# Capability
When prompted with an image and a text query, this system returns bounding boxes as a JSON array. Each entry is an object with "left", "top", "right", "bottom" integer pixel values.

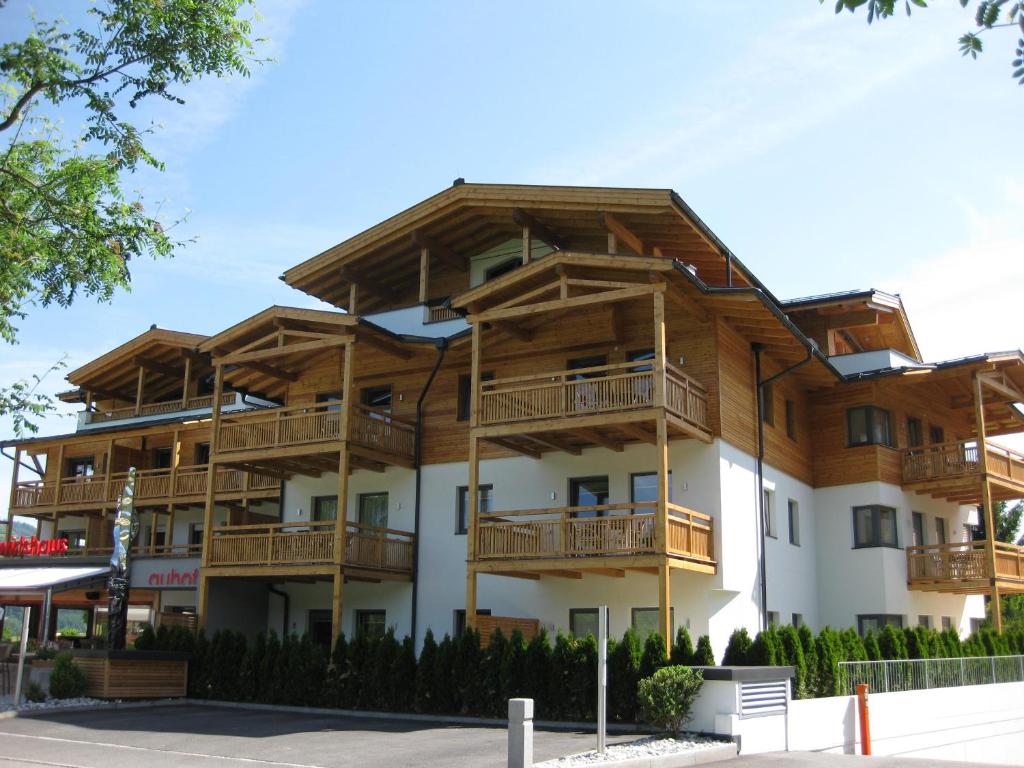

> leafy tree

[
  {"left": 826, "top": 0, "right": 1024, "bottom": 86},
  {"left": 0, "top": 0, "right": 264, "bottom": 431}
]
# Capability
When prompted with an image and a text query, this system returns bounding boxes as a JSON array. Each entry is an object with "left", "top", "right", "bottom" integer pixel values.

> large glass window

[
  {"left": 935, "top": 516, "right": 947, "bottom": 545},
  {"left": 66, "top": 457, "right": 95, "bottom": 478},
  {"left": 857, "top": 614, "right": 903, "bottom": 636},
  {"left": 907, "top": 417, "right": 923, "bottom": 448},
  {"left": 57, "top": 529, "right": 87, "bottom": 549},
  {"left": 485, "top": 258, "right": 520, "bottom": 282},
  {"left": 354, "top": 609, "right": 386, "bottom": 640},
  {"left": 630, "top": 472, "right": 672, "bottom": 508},
  {"left": 912, "top": 512, "right": 925, "bottom": 546},
  {"left": 194, "top": 442, "right": 210, "bottom": 465},
  {"left": 847, "top": 406, "right": 894, "bottom": 448},
  {"left": 853, "top": 505, "right": 899, "bottom": 548},
  {"left": 570, "top": 476, "right": 609, "bottom": 518},
  {"left": 55, "top": 608, "right": 91, "bottom": 639},
  {"left": 456, "top": 484, "right": 493, "bottom": 535},
  {"left": 358, "top": 492, "right": 388, "bottom": 530},
  {"left": 631, "top": 607, "right": 674, "bottom": 639},
  {"left": 312, "top": 495, "right": 338, "bottom": 522},
  {"left": 763, "top": 489, "right": 777, "bottom": 538},
  {"left": 153, "top": 448, "right": 173, "bottom": 469},
  {"left": 360, "top": 385, "right": 392, "bottom": 411},
  {"left": 570, "top": 609, "right": 599, "bottom": 639}
]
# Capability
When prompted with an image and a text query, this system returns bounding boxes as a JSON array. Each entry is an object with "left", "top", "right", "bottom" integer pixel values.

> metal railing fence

[{"left": 839, "top": 655, "right": 1024, "bottom": 695}]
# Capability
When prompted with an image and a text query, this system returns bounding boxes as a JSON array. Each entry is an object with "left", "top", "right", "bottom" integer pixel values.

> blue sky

[{"left": 2, "top": 1, "right": 1023, "bottom": 510}]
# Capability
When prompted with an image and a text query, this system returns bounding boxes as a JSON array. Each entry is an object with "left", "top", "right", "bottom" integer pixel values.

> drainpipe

[
  {"left": 411, "top": 338, "right": 448, "bottom": 644},
  {"left": 752, "top": 342, "right": 815, "bottom": 631},
  {"left": 267, "top": 584, "right": 289, "bottom": 638}
]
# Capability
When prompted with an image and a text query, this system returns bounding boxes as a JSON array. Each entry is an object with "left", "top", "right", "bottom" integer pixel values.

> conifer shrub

[
  {"left": 189, "top": 630, "right": 211, "bottom": 698},
  {"left": 750, "top": 626, "right": 783, "bottom": 666},
  {"left": 454, "top": 628, "right": 484, "bottom": 715},
  {"left": 434, "top": 633, "right": 458, "bottom": 714},
  {"left": 839, "top": 628, "right": 867, "bottom": 662},
  {"left": 502, "top": 629, "right": 529, "bottom": 703},
  {"left": 813, "top": 628, "right": 844, "bottom": 698},
  {"left": 326, "top": 632, "right": 349, "bottom": 709},
  {"left": 240, "top": 631, "right": 266, "bottom": 702},
  {"left": 877, "top": 624, "right": 908, "bottom": 660},
  {"left": 257, "top": 631, "right": 281, "bottom": 704},
  {"left": 608, "top": 627, "right": 641, "bottom": 722},
  {"left": 693, "top": 634, "right": 715, "bottom": 666},
  {"left": 777, "top": 625, "right": 808, "bottom": 699},
  {"left": 49, "top": 652, "right": 88, "bottom": 699},
  {"left": 670, "top": 626, "right": 695, "bottom": 666},
  {"left": 639, "top": 631, "right": 668, "bottom": 681},
  {"left": 636, "top": 666, "right": 703, "bottom": 738},
  {"left": 134, "top": 624, "right": 156, "bottom": 650},
  {"left": 483, "top": 628, "right": 509, "bottom": 717},
  {"left": 572, "top": 633, "right": 598, "bottom": 721},
  {"left": 523, "top": 628, "right": 552, "bottom": 717},
  {"left": 722, "top": 628, "right": 753, "bottom": 665},
  {"left": 414, "top": 629, "right": 438, "bottom": 713},
  {"left": 863, "top": 630, "right": 882, "bottom": 661}
]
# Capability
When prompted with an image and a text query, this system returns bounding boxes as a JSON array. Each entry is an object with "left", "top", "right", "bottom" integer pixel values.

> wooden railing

[
  {"left": 903, "top": 439, "right": 1024, "bottom": 485},
  {"left": 11, "top": 465, "right": 279, "bottom": 511},
  {"left": 424, "top": 304, "right": 461, "bottom": 323},
  {"left": 476, "top": 502, "right": 715, "bottom": 564},
  {"left": 5, "top": 542, "right": 202, "bottom": 559},
  {"left": 907, "top": 540, "right": 1024, "bottom": 586},
  {"left": 350, "top": 405, "right": 416, "bottom": 463},
  {"left": 207, "top": 520, "right": 414, "bottom": 573},
  {"left": 217, "top": 400, "right": 343, "bottom": 453},
  {"left": 478, "top": 361, "right": 709, "bottom": 430},
  {"left": 87, "top": 393, "right": 238, "bottom": 424}
]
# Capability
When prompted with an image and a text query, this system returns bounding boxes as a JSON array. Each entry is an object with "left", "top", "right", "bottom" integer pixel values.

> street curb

[
  {"left": 0, "top": 698, "right": 183, "bottom": 720},
  {"left": 537, "top": 743, "right": 738, "bottom": 768}
]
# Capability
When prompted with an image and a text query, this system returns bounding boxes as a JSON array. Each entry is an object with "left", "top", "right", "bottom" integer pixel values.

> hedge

[{"left": 134, "top": 621, "right": 1024, "bottom": 716}]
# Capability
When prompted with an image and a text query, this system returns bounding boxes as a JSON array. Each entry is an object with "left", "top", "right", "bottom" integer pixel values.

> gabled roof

[{"left": 281, "top": 182, "right": 760, "bottom": 313}]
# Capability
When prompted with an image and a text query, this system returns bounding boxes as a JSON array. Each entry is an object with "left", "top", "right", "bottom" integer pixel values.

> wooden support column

[
  {"left": 466, "top": 322, "right": 482, "bottom": 631},
  {"left": 419, "top": 247, "right": 430, "bottom": 304},
  {"left": 134, "top": 365, "right": 146, "bottom": 416},
  {"left": 102, "top": 439, "right": 114, "bottom": 504},
  {"left": 607, "top": 232, "right": 618, "bottom": 255},
  {"left": 51, "top": 511, "right": 61, "bottom": 542},
  {"left": 166, "top": 504, "right": 176, "bottom": 554},
  {"left": 149, "top": 510, "right": 159, "bottom": 555},
  {"left": 658, "top": 562, "right": 671, "bottom": 654},
  {"left": 335, "top": 343, "right": 354, "bottom": 568},
  {"left": 54, "top": 444, "right": 65, "bottom": 505},
  {"left": 331, "top": 570, "right": 345, "bottom": 648},
  {"left": 348, "top": 283, "right": 359, "bottom": 315},
  {"left": 653, "top": 289, "right": 667, "bottom": 410},
  {"left": 521, "top": 226, "right": 532, "bottom": 265},
  {"left": 181, "top": 356, "right": 192, "bottom": 408},
  {"left": 200, "top": 364, "right": 225, "bottom": 572},
  {"left": 6, "top": 447, "right": 21, "bottom": 538},
  {"left": 974, "top": 373, "right": 1002, "bottom": 631},
  {"left": 171, "top": 429, "right": 181, "bottom": 499}
]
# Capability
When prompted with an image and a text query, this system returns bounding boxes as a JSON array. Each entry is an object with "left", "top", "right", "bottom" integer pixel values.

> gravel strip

[{"left": 535, "top": 734, "right": 729, "bottom": 767}]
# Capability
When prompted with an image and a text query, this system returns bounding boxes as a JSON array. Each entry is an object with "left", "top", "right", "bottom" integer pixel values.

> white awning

[{"left": 0, "top": 566, "right": 108, "bottom": 593}]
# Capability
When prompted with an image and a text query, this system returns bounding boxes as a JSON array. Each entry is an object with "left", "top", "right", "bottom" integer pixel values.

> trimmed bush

[
  {"left": 839, "top": 628, "right": 867, "bottom": 662},
  {"left": 637, "top": 666, "right": 703, "bottom": 737},
  {"left": 24, "top": 680, "right": 46, "bottom": 703},
  {"left": 750, "top": 626, "right": 783, "bottom": 666},
  {"left": 483, "top": 628, "right": 509, "bottom": 717},
  {"left": 878, "top": 625, "right": 908, "bottom": 660},
  {"left": 639, "top": 631, "right": 668, "bottom": 681},
  {"left": 777, "top": 625, "right": 808, "bottom": 699},
  {"left": 502, "top": 629, "right": 529, "bottom": 703},
  {"left": 434, "top": 633, "right": 458, "bottom": 714},
  {"left": 414, "top": 629, "right": 438, "bottom": 713},
  {"left": 722, "top": 628, "right": 753, "bottom": 665},
  {"left": 813, "top": 628, "right": 843, "bottom": 698},
  {"left": 608, "top": 628, "right": 641, "bottom": 722},
  {"left": 693, "top": 634, "right": 715, "bottom": 666},
  {"left": 49, "top": 652, "right": 88, "bottom": 699},
  {"left": 670, "top": 626, "right": 695, "bottom": 666},
  {"left": 863, "top": 630, "right": 882, "bottom": 661},
  {"left": 523, "top": 628, "right": 552, "bottom": 717},
  {"left": 454, "top": 628, "right": 484, "bottom": 715}
]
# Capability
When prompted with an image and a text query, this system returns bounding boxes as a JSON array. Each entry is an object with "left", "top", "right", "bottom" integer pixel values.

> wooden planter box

[{"left": 70, "top": 650, "right": 189, "bottom": 699}]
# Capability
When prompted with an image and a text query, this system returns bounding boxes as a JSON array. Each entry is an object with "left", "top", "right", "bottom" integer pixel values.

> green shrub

[
  {"left": 483, "top": 628, "right": 508, "bottom": 717},
  {"left": 722, "top": 628, "right": 752, "bottom": 665},
  {"left": 571, "top": 633, "right": 598, "bottom": 721},
  {"left": 24, "top": 680, "right": 46, "bottom": 703},
  {"left": 840, "top": 628, "right": 867, "bottom": 662},
  {"left": 256, "top": 631, "right": 280, "bottom": 704},
  {"left": 523, "top": 629, "right": 552, "bottom": 717},
  {"left": 813, "top": 628, "right": 843, "bottom": 698},
  {"left": 670, "top": 627, "right": 695, "bottom": 666},
  {"left": 414, "top": 629, "right": 438, "bottom": 713},
  {"left": 750, "top": 626, "right": 783, "bottom": 666},
  {"left": 134, "top": 624, "right": 156, "bottom": 650},
  {"left": 693, "top": 634, "right": 715, "bottom": 666},
  {"left": 608, "top": 628, "right": 641, "bottom": 722},
  {"left": 863, "top": 630, "right": 882, "bottom": 661},
  {"left": 878, "top": 625, "right": 908, "bottom": 660},
  {"left": 637, "top": 666, "right": 704, "bottom": 737},
  {"left": 49, "top": 652, "right": 88, "bottom": 699},
  {"left": 434, "top": 633, "right": 459, "bottom": 714},
  {"left": 639, "top": 632, "right": 668, "bottom": 680},
  {"left": 454, "top": 628, "right": 484, "bottom": 715},
  {"left": 501, "top": 629, "right": 528, "bottom": 703},
  {"left": 777, "top": 625, "right": 808, "bottom": 699}
]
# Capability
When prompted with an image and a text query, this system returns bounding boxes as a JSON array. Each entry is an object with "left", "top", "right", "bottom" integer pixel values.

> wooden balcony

[
  {"left": 214, "top": 400, "right": 415, "bottom": 469},
  {"left": 902, "top": 439, "right": 1024, "bottom": 503},
  {"left": 56, "top": 543, "right": 202, "bottom": 559},
  {"left": 10, "top": 465, "right": 279, "bottom": 513},
  {"left": 86, "top": 393, "right": 238, "bottom": 425},
  {"left": 205, "top": 520, "right": 414, "bottom": 579},
  {"left": 476, "top": 361, "right": 710, "bottom": 444},
  {"left": 474, "top": 501, "right": 715, "bottom": 577},
  {"left": 907, "top": 540, "right": 1024, "bottom": 594}
]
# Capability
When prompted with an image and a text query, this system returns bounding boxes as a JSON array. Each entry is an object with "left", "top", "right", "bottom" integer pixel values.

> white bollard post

[
  {"left": 508, "top": 697, "right": 534, "bottom": 768},
  {"left": 598, "top": 604, "right": 608, "bottom": 754}
]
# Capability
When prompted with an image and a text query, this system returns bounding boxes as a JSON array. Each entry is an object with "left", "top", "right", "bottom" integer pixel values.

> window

[
  {"left": 763, "top": 488, "right": 777, "bottom": 538},
  {"left": 627, "top": 349, "right": 655, "bottom": 372},
  {"left": 857, "top": 614, "right": 904, "bottom": 636},
  {"left": 567, "top": 355, "right": 607, "bottom": 379},
  {"left": 570, "top": 609, "right": 600, "bottom": 639},
  {"left": 570, "top": 476, "right": 609, "bottom": 518},
  {"left": 912, "top": 512, "right": 925, "bottom": 546},
  {"left": 791, "top": 613, "right": 804, "bottom": 628},
  {"left": 141, "top": 525, "right": 166, "bottom": 548},
  {"left": 632, "top": 607, "right": 673, "bottom": 638},
  {"left": 453, "top": 608, "right": 491, "bottom": 638},
  {"left": 969, "top": 617, "right": 983, "bottom": 634},
  {"left": 929, "top": 426, "right": 945, "bottom": 445},
  {"left": 456, "top": 372, "right": 494, "bottom": 422},
  {"left": 762, "top": 382, "right": 775, "bottom": 426},
  {"left": 785, "top": 399, "right": 796, "bottom": 440},
  {"left": 57, "top": 529, "right": 86, "bottom": 549},
  {"left": 852, "top": 505, "right": 899, "bottom": 548},
  {"left": 312, "top": 495, "right": 338, "bottom": 522},
  {"left": 767, "top": 611, "right": 780, "bottom": 626},
  {"left": 935, "top": 516, "right": 947, "bottom": 545},
  {"left": 847, "top": 406, "right": 894, "bottom": 448},
  {"left": 456, "top": 484, "right": 493, "bottom": 535},
  {"left": 918, "top": 615, "right": 932, "bottom": 629},
  {"left": 907, "top": 418, "right": 923, "bottom": 448},
  {"left": 195, "top": 443, "right": 210, "bottom": 465},
  {"left": 316, "top": 391, "right": 343, "bottom": 412},
  {"left": 630, "top": 472, "right": 672, "bottom": 508},
  {"left": 308, "top": 610, "right": 333, "bottom": 650},
  {"left": 188, "top": 522, "right": 204, "bottom": 547},
  {"left": 354, "top": 610, "right": 386, "bottom": 640},
  {"left": 942, "top": 616, "right": 953, "bottom": 631},
  {"left": 787, "top": 499, "right": 800, "bottom": 546},
  {"left": 358, "top": 493, "right": 388, "bottom": 530},
  {"left": 54, "top": 607, "right": 91, "bottom": 639},
  {"left": 361, "top": 385, "right": 392, "bottom": 411},
  {"left": 66, "top": 457, "right": 95, "bottom": 478},
  {"left": 485, "top": 258, "right": 520, "bottom": 282},
  {"left": 153, "top": 447, "right": 173, "bottom": 469}
]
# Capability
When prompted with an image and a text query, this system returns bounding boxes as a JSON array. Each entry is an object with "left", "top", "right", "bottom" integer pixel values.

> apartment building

[{"left": 3, "top": 183, "right": 1023, "bottom": 656}]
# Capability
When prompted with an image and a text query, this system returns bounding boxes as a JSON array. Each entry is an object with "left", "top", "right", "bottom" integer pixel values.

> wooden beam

[
  {"left": 221, "top": 336, "right": 351, "bottom": 366},
  {"left": 411, "top": 231, "right": 466, "bottom": 270},
  {"left": 488, "top": 437, "right": 542, "bottom": 460},
  {"left": 523, "top": 433, "right": 582, "bottom": 456},
  {"left": 511, "top": 208, "right": 567, "bottom": 250},
  {"left": 521, "top": 225, "right": 532, "bottom": 265},
  {"left": 339, "top": 267, "right": 399, "bottom": 305},
  {"left": 134, "top": 356, "right": 185, "bottom": 380},
  {"left": 419, "top": 246, "right": 430, "bottom": 304},
  {"left": 231, "top": 360, "right": 299, "bottom": 382},
  {"left": 574, "top": 428, "right": 624, "bottom": 452},
  {"left": 610, "top": 304, "right": 626, "bottom": 344},
  {"left": 355, "top": 330, "right": 413, "bottom": 360},
  {"left": 599, "top": 212, "right": 644, "bottom": 255},
  {"left": 588, "top": 567, "right": 626, "bottom": 578},
  {"left": 621, "top": 422, "right": 657, "bottom": 445},
  {"left": 488, "top": 320, "right": 533, "bottom": 343},
  {"left": 134, "top": 366, "right": 146, "bottom": 416},
  {"left": 979, "top": 372, "right": 1024, "bottom": 404},
  {"left": 544, "top": 569, "right": 583, "bottom": 580},
  {"left": 471, "top": 285, "right": 655, "bottom": 324}
]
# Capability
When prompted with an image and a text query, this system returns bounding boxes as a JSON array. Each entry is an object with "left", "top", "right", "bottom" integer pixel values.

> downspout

[
  {"left": 267, "top": 584, "right": 289, "bottom": 637},
  {"left": 411, "top": 338, "right": 448, "bottom": 644},
  {"left": 752, "top": 342, "right": 815, "bottom": 631}
]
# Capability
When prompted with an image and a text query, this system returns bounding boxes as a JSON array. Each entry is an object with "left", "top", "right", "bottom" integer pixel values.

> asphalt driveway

[{"left": 0, "top": 704, "right": 639, "bottom": 768}]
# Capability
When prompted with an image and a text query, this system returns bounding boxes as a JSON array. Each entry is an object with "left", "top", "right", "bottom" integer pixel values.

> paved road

[
  {"left": 731, "top": 753, "right": 1009, "bottom": 768},
  {"left": 0, "top": 704, "right": 639, "bottom": 768}
]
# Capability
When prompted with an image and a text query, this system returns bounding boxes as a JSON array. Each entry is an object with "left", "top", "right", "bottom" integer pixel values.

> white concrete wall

[
  {"left": 812, "top": 481, "right": 984, "bottom": 634},
  {"left": 787, "top": 682, "right": 1024, "bottom": 764}
]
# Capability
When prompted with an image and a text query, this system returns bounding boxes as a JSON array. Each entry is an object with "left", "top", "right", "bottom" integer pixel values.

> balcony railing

[
  {"left": 215, "top": 400, "right": 416, "bottom": 465},
  {"left": 478, "top": 361, "right": 708, "bottom": 430},
  {"left": 86, "top": 393, "right": 239, "bottom": 425},
  {"left": 475, "top": 501, "right": 714, "bottom": 564},
  {"left": 902, "top": 439, "right": 1024, "bottom": 486},
  {"left": 11, "top": 465, "right": 278, "bottom": 511},
  {"left": 907, "top": 540, "right": 1024, "bottom": 587},
  {"left": 207, "top": 520, "right": 414, "bottom": 573},
  {"left": 2, "top": 542, "right": 201, "bottom": 560}
]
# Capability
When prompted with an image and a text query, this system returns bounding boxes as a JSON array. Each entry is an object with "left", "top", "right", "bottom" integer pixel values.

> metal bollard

[{"left": 508, "top": 698, "right": 534, "bottom": 768}]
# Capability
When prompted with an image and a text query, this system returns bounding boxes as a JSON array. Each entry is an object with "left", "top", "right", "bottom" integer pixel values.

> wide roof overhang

[{"left": 0, "top": 565, "right": 108, "bottom": 593}]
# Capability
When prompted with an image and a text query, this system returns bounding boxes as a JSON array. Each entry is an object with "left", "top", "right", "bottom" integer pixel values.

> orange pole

[{"left": 856, "top": 683, "right": 872, "bottom": 756}]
